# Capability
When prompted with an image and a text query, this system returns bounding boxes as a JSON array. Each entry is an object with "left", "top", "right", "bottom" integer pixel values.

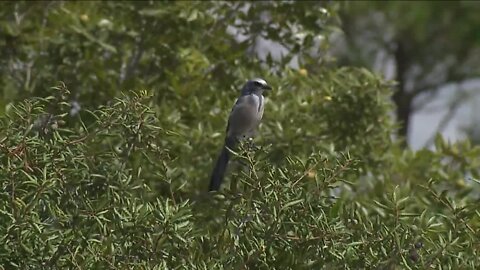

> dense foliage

[{"left": 1, "top": 2, "right": 479, "bottom": 269}]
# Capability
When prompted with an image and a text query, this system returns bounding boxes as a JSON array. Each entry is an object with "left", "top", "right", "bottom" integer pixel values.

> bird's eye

[{"left": 254, "top": 81, "right": 263, "bottom": 87}]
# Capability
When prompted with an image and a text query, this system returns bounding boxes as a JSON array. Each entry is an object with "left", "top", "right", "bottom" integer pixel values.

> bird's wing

[{"left": 226, "top": 95, "right": 262, "bottom": 139}]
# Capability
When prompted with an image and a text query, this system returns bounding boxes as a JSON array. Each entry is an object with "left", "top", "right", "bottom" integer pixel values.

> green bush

[{"left": 1, "top": 78, "right": 479, "bottom": 269}]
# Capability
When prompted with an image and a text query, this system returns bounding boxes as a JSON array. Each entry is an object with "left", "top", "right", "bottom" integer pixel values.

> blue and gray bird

[{"left": 209, "top": 78, "right": 272, "bottom": 191}]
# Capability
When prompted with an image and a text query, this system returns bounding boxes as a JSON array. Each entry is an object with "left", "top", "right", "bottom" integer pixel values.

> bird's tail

[{"left": 209, "top": 138, "right": 235, "bottom": 191}]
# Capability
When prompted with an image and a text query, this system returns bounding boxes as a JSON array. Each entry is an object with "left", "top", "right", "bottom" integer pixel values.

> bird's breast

[{"left": 246, "top": 94, "right": 264, "bottom": 120}]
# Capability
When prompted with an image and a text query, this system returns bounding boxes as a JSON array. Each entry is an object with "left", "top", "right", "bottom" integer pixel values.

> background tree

[
  {"left": 0, "top": 1, "right": 337, "bottom": 112},
  {"left": 337, "top": 1, "right": 480, "bottom": 146}
]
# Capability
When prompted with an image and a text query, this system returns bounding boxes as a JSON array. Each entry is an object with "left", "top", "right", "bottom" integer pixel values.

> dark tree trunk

[{"left": 392, "top": 40, "right": 412, "bottom": 147}]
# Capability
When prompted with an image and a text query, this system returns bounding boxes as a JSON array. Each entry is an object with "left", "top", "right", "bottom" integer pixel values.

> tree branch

[{"left": 423, "top": 85, "right": 471, "bottom": 148}]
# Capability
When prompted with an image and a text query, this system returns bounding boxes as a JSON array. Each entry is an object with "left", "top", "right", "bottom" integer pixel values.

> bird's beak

[{"left": 263, "top": 84, "right": 272, "bottom": 91}]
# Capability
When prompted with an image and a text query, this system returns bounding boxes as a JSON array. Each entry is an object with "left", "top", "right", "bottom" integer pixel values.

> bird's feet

[{"left": 246, "top": 137, "right": 260, "bottom": 151}]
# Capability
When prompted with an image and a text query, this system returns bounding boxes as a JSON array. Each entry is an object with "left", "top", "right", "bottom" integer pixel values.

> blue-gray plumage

[{"left": 209, "top": 78, "right": 272, "bottom": 191}]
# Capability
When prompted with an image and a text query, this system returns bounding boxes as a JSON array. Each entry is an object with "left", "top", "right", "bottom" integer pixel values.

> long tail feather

[{"left": 209, "top": 138, "right": 235, "bottom": 191}]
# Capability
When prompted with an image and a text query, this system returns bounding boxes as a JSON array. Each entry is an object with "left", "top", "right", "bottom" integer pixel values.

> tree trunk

[{"left": 392, "top": 40, "right": 412, "bottom": 147}]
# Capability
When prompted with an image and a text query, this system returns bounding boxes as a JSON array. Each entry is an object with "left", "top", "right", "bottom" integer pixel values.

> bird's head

[{"left": 241, "top": 78, "right": 272, "bottom": 95}]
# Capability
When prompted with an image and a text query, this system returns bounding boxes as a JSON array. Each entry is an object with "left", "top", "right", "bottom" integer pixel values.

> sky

[{"left": 410, "top": 79, "right": 480, "bottom": 150}]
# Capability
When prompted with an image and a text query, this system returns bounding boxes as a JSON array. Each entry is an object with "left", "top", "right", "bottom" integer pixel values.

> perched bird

[{"left": 209, "top": 78, "right": 272, "bottom": 191}]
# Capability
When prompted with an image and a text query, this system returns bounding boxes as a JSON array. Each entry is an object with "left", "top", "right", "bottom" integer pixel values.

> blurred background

[
  {"left": 1, "top": 1, "right": 479, "bottom": 149},
  {"left": 337, "top": 2, "right": 480, "bottom": 149}
]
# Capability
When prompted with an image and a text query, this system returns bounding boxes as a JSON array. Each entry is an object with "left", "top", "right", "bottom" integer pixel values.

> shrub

[{"left": 1, "top": 79, "right": 479, "bottom": 269}]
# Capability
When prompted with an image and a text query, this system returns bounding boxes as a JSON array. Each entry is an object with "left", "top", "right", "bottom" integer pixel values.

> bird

[{"left": 209, "top": 78, "right": 272, "bottom": 191}]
